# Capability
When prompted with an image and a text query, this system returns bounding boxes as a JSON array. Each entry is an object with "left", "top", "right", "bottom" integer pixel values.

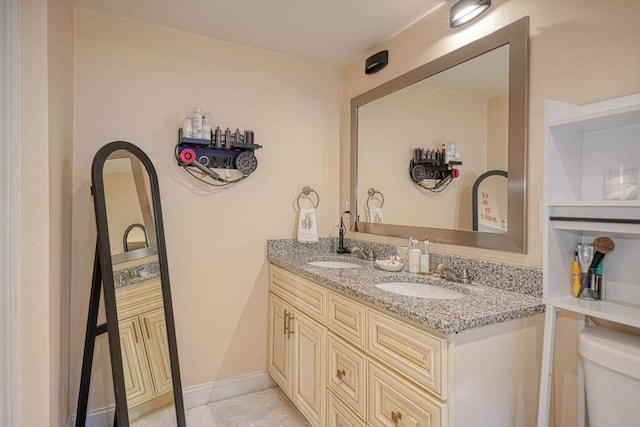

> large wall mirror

[
  {"left": 77, "top": 141, "right": 185, "bottom": 426},
  {"left": 351, "top": 17, "right": 529, "bottom": 252}
]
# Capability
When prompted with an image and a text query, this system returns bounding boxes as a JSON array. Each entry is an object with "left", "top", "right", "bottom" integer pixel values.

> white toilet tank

[{"left": 579, "top": 326, "right": 640, "bottom": 427}]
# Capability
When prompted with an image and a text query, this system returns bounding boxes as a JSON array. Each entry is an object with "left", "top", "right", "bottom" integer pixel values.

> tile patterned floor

[{"left": 131, "top": 387, "right": 310, "bottom": 427}]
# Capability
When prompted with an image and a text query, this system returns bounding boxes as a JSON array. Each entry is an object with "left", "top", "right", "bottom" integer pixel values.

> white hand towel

[
  {"left": 297, "top": 208, "right": 319, "bottom": 242},
  {"left": 369, "top": 207, "right": 384, "bottom": 223}
]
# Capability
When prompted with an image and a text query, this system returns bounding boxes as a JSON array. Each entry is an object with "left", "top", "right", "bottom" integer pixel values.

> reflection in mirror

[
  {"left": 473, "top": 170, "right": 508, "bottom": 233},
  {"left": 103, "top": 151, "right": 157, "bottom": 264},
  {"left": 124, "top": 223, "right": 149, "bottom": 252},
  {"left": 351, "top": 17, "right": 528, "bottom": 252},
  {"left": 102, "top": 150, "right": 176, "bottom": 424},
  {"left": 357, "top": 45, "right": 508, "bottom": 232}
]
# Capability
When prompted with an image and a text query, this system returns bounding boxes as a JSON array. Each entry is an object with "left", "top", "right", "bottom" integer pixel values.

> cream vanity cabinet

[
  {"left": 115, "top": 277, "right": 173, "bottom": 412},
  {"left": 269, "top": 264, "right": 543, "bottom": 427},
  {"left": 268, "top": 266, "right": 327, "bottom": 426}
]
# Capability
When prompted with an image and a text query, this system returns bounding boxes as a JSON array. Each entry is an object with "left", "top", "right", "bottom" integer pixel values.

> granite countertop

[
  {"left": 113, "top": 261, "right": 160, "bottom": 288},
  {"left": 267, "top": 248, "right": 544, "bottom": 335}
]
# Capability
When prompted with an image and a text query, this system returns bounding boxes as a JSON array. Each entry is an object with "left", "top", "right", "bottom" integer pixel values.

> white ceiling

[{"left": 73, "top": 0, "right": 445, "bottom": 66}]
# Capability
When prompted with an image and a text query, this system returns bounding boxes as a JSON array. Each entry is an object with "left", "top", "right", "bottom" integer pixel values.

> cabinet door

[
  {"left": 142, "top": 307, "right": 173, "bottom": 396},
  {"left": 119, "top": 317, "right": 155, "bottom": 406},
  {"left": 292, "top": 310, "right": 326, "bottom": 427},
  {"left": 267, "top": 294, "right": 293, "bottom": 396}
]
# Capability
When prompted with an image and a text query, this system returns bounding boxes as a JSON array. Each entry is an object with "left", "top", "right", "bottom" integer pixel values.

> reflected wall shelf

[{"left": 537, "top": 93, "right": 640, "bottom": 427}]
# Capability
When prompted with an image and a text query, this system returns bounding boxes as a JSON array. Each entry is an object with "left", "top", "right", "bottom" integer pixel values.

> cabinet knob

[
  {"left": 391, "top": 410, "right": 402, "bottom": 424},
  {"left": 336, "top": 369, "right": 346, "bottom": 380}
]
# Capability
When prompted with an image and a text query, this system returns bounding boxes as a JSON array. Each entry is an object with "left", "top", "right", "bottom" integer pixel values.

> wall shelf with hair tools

[
  {"left": 409, "top": 145, "right": 462, "bottom": 192},
  {"left": 175, "top": 126, "right": 262, "bottom": 186}
]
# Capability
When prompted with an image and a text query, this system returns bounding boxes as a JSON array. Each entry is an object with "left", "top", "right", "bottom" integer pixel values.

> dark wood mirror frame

[
  {"left": 350, "top": 16, "right": 529, "bottom": 253},
  {"left": 76, "top": 141, "right": 186, "bottom": 426}
]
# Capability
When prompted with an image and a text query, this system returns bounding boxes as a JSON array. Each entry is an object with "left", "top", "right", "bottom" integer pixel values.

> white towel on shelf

[
  {"left": 297, "top": 208, "right": 319, "bottom": 242},
  {"left": 369, "top": 207, "right": 384, "bottom": 223}
]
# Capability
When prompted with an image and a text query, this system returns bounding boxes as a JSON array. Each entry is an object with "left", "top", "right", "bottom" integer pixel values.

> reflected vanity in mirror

[
  {"left": 351, "top": 17, "right": 529, "bottom": 252},
  {"left": 76, "top": 141, "right": 185, "bottom": 426}
]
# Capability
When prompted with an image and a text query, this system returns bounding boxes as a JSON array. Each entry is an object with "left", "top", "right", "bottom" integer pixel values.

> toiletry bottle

[
  {"left": 571, "top": 249, "right": 581, "bottom": 297},
  {"left": 181, "top": 116, "right": 192, "bottom": 138},
  {"left": 202, "top": 114, "right": 212, "bottom": 143},
  {"left": 420, "top": 237, "right": 430, "bottom": 274},
  {"left": 408, "top": 238, "right": 420, "bottom": 273},
  {"left": 192, "top": 107, "right": 203, "bottom": 139},
  {"left": 593, "top": 262, "right": 604, "bottom": 300}
]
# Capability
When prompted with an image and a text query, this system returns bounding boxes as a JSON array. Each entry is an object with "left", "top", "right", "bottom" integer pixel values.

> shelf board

[
  {"left": 545, "top": 295, "right": 640, "bottom": 328},
  {"left": 550, "top": 220, "right": 640, "bottom": 234},
  {"left": 547, "top": 201, "right": 640, "bottom": 234},
  {"left": 547, "top": 200, "right": 640, "bottom": 207},
  {"left": 548, "top": 103, "right": 640, "bottom": 133}
]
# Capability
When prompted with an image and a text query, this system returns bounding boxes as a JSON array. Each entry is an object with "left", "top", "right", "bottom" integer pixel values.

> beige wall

[
  {"left": 341, "top": 0, "right": 640, "bottom": 267},
  {"left": 341, "top": 1, "right": 640, "bottom": 426},
  {"left": 18, "top": 0, "right": 74, "bottom": 425},
  {"left": 69, "top": 9, "right": 341, "bottom": 412}
]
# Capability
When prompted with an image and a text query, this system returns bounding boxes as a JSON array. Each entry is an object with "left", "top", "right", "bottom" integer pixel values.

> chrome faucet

[
  {"left": 436, "top": 264, "right": 472, "bottom": 284},
  {"left": 351, "top": 246, "right": 375, "bottom": 261},
  {"left": 437, "top": 264, "right": 458, "bottom": 281}
]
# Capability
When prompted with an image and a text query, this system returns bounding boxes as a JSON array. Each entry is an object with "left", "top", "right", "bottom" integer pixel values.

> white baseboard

[{"left": 68, "top": 371, "right": 276, "bottom": 427}]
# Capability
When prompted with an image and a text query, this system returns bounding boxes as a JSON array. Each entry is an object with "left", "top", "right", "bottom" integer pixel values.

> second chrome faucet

[{"left": 351, "top": 246, "right": 375, "bottom": 261}]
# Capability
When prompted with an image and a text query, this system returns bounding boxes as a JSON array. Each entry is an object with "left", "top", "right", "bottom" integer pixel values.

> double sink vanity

[{"left": 267, "top": 238, "right": 544, "bottom": 427}]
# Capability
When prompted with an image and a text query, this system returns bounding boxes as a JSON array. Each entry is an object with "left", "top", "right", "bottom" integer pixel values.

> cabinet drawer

[
  {"left": 328, "top": 390, "right": 366, "bottom": 427},
  {"left": 328, "top": 333, "right": 366, "bottom": 418},
  {"left": 368, "top": 360, "right": 447, "bottom": 427},
  {"left": 328, "top": 291, "right": 366, "bottom": 349},
  {"left": 367, "top": 310, "right": 447, "bottom": 399},
  {"left": 115, "top": 278, "right": 163, "bottom": 319},
  {"left": 271, "top": 265, "right": 327, "bottom": 323}
]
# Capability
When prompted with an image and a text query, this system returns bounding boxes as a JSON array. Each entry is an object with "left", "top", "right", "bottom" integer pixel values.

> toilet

[{"left": 579, "top": 326, "right": 640, "bottom": 427}]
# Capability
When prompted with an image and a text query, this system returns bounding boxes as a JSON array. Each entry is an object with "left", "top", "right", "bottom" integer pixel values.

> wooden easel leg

[{"left": 76, "top": 242, "right": 102, "bottom": 427}]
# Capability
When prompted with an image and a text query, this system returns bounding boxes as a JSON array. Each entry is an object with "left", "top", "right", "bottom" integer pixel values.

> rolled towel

[{"left": 297, "top": 208, "right": 319, "bottom": 243}]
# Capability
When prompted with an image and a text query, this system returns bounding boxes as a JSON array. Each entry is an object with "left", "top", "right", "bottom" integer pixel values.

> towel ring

[
  {"left": 366, "top": 188, "right": 384, "bottom": 210},
  {"left": 295, "top": 186, "right": 319, "bottom": 211}
]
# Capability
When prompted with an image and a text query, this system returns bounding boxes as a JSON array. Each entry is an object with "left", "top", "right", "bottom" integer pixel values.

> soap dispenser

[
  {"left": 408, "top": 238, "right": 420, "bottom": 273},
  {"left": 420, "top": 237, "right": 430, "bottom": 274}
]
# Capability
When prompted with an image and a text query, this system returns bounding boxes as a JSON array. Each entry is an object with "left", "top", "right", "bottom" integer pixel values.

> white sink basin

[
  {"left": 307, "top": 260, "right": 362, "bottom": 269},
  {"left": 375, "top": 282, "right": 465, "bottom": 299}
]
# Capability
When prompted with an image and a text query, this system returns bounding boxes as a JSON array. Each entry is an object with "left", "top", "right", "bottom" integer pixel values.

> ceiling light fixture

[{"left": 450, "top": 0, "right": 491, "bottom": 28}]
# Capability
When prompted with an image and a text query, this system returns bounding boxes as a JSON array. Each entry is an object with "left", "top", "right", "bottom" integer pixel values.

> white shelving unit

[{"left": 537, "top": 93, "right": 640, "bottom": 427}]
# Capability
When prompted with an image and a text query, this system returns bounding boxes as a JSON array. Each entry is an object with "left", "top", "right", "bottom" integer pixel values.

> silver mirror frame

[{"left": 350, "top": 16, "right": 529, "bottom": 253}]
